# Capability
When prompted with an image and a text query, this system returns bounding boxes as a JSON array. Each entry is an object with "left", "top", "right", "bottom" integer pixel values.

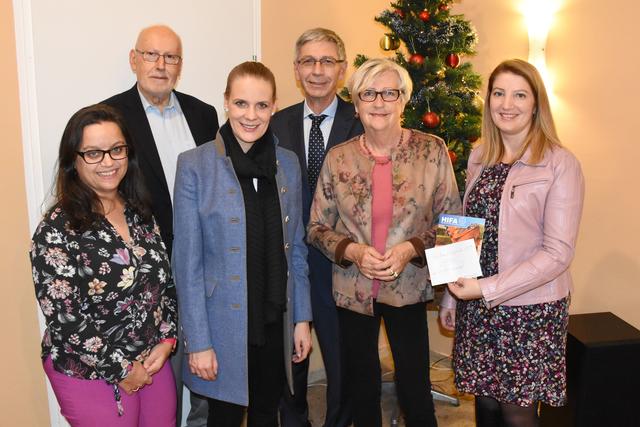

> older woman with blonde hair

[
  {"left": 308, "top": 58, "right": 461, "bottom": 427},
  {"left": 439, "top": 59, "right": 584, "bottom": 427}
]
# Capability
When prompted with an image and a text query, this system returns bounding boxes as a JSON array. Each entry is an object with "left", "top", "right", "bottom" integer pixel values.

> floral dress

[
  {"left": 453, "top": 163, "right": 569, "bottom": 407},
  {"left": 30, "top": 204, "right": 177, "bottom": 410}
]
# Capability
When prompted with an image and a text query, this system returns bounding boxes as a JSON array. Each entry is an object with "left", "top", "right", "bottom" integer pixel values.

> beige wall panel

[
  {"left": 0, "top": 1, "right": 49, "bottom": 425},
  {"left": 549, "top": 0, "right": 640, "bottom": 328}
]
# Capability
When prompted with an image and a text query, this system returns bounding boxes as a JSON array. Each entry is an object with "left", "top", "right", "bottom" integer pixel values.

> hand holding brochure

[
  {"left": 426, "top": 214, "right": 486, "bottom": 286},
  {"left": 426, "top": 239, "right": 483, "bottom": 285}
]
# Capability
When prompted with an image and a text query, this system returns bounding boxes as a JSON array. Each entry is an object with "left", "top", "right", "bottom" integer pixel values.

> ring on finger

[
  {"left": 392, "top": 270, "right": 399, "bottom": 279},
  {"left": 132, "top": 387, "right": 140, "bottom": 392}
]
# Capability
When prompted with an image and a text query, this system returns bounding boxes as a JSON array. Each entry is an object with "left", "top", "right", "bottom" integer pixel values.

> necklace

[{"left": 361, "top": 129, "right": 405, "bottom": 159}]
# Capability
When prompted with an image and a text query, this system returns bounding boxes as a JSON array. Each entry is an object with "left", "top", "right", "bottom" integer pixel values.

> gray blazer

[{"left": 172, "top": 132, "right": 312, "bottom": 405}]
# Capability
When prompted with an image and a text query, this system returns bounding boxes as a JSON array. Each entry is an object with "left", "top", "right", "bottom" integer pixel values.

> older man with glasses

[
  {"left": 103, "top": 24, "right": 219, "bottom": 427},
  {"left": 271, "top": 28, "right": 363, "bottom": 427}
]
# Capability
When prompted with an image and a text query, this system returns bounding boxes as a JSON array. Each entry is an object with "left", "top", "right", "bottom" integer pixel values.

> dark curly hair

[{"left": 54, "top": 103, "right": 151, "bottom": 231}]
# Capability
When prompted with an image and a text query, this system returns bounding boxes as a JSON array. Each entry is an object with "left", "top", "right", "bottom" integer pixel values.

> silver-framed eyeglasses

[
  {"left": 297, "top": 56, "right": 345, "bottom": 69},
  {"left": 358, "top": 89, "right": 402, "bottom": 102},
  {"left": 76, "top": 145, "right": 129, "bottom": 164},
  {"left": 135, "top": 49, "right": 182, "bottom": 65}
]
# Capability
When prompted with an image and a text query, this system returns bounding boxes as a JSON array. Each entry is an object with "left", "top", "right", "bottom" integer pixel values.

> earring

[{"left": 224, "top": 106, "right": 229, "bottom": 112}]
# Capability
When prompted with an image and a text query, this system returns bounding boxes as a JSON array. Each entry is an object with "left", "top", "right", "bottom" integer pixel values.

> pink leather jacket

[{"left": 442, "top": 144, "right": 584, "bottom": 309}]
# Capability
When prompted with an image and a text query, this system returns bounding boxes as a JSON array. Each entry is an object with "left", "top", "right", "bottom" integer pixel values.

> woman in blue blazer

[{"left": 172, "top": 62, "right": 312, "bottom": 427}]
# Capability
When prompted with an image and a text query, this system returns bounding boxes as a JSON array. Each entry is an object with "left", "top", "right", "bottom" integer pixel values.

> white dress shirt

[
  {"left": 138, "top": 89, "right": 196, "bottom": 202},
  {"left": 302, "top": 96, "right": 339, "bottom": 165}
]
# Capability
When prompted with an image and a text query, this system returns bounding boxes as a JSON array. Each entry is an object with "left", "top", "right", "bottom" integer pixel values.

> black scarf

[{"left": 221, "top": 121, "right": 287, "bottom": 346}]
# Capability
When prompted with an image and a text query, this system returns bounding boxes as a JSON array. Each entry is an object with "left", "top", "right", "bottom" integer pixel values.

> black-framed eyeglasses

[
  {"left": 358, "top": 89, "right": 402, "bottom": 102},
  {"left": 76, "top": 145, "right": 129, "bottom": 164},
  {"left": 135, "top": 49, "right": 182, "bottom": 65},
  {"left": 296, "top": 56, "right": 345, "bottom": 69}
]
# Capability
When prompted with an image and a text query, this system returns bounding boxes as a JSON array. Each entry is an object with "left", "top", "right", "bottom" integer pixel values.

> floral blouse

[{"left": 30, "top": 204, "right": 177, "bottom": 384}]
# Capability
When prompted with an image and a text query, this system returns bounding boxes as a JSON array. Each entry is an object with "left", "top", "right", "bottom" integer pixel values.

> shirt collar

[
  {"left": 303, "top": 96, "right": 338, "bottom": 119},
  {"left": 137, "top": 87, "right": 179, "bottom": 113}
]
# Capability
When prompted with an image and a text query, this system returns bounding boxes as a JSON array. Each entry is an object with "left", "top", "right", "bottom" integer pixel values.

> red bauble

[
  {"left": 448, "top": 150, "right": 457, "bottom": 164},
  {"left": 394, "top": 8, "right": 405, "bottom": 18},
  {"left": 446, "top": 53, "right": 460, "bottom": 68},
  {"left": 418, "top": 10, "right": 431, "bottom": 21},
  {"left": 409, "top": 53, "right": 425, "bottom": 65},
  {"left": 422, "top": 111, "right": 441, "bottom": 128},
  {"left": 438, "top": 3, "right": 449, "bottom": 12}
]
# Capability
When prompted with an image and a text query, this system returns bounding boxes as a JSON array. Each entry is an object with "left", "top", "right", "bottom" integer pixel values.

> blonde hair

[
  {"left": 295, "top": 28, "right": 346, "bottom": 61},
  {"left": 347, "top": 58, "right": 413, "bottom": 109},
  {"left": 480, "top": 58, "right": 560, "bottom": 165}
]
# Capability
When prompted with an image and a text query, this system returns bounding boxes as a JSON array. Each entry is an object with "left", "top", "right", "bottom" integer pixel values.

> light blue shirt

[
  {"left": 138, "top": 89, "right": 196, "bottom": 202},
  {"left": 302, "top": 96, "right": 339, "bottom": 165}
]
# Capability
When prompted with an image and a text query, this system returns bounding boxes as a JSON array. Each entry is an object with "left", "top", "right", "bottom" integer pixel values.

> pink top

[{"left": 370, "top": 155, "right": 393, "bottom": 298}]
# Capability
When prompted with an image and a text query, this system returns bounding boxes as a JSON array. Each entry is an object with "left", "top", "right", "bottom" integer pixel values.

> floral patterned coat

[
  {"left": 30, "top": 204, "right": 178, "bottom": 384},
  {"left": 307, "top": 130, "right": 461, "bottom": 315}
]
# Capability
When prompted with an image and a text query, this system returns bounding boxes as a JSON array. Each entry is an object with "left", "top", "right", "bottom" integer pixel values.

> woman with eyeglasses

[
  {"left": 30, "top": 104, "right": 178, "bottom": 426},
  {"left": 307, "top": 58, "right": 461, "bottom": 427}
]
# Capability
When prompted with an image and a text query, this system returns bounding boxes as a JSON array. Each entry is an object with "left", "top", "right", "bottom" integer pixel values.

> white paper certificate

[{"left": 425, "top": 238, "right": 483, "bottom": 286}]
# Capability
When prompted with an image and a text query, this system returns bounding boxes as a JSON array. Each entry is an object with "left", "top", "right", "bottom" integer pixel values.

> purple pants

[{"left": 43, "top": 356, "right": 176, "bottom": 426}]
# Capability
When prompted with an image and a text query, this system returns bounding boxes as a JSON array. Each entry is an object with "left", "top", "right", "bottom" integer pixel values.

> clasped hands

[
  {"left": 119, "top": 340, "right": 174, "bottom": 395},
  {"left": 345, "top": 241, "right": 417, "bottom": 281}
]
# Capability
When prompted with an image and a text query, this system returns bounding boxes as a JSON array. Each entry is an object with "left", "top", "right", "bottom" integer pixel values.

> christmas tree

[{"left": 348, "top": 0, "right": 482, "bottom": 191}]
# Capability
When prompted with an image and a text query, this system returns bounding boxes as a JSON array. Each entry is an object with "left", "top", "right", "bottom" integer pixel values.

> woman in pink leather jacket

[{"left": 439, "top": 59, "right": 584, "bottom": 427}]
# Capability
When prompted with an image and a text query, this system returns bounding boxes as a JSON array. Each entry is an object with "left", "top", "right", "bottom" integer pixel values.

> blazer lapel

[
  {"left": 288, "top": 107, "right": 308, "bottom": 185},
  {"left": 327, "top": 97, "right": 359, "bottom": 150},
  {"left": 123, "top": 86, "right": 169, "bottom": 194},
  {"left": 175, "top": 91, "right": 203, "bottom": 147}
]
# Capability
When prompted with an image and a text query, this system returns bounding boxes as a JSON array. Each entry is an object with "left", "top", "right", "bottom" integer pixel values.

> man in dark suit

[
  {"left": 103, "top": 25, "right": 218, "bottom": 427},
  {"left": 271, "top": 28, "right": 363, "bottom": 427}
]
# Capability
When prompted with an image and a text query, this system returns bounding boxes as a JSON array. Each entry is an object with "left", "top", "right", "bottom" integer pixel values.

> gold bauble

[
  {"left": 436, "top": 69, "right": 446, "bottom": 80},
  {"left": 472, "top": 93, "right": 484, "bottom": 110},
  {"left": 379, "top": 34, "right": 401, "bottom": 51}
]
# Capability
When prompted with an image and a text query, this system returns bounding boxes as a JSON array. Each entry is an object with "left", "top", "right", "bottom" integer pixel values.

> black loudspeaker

[{"left": 540, "top": 312, "right": 640, "bottom": 427}]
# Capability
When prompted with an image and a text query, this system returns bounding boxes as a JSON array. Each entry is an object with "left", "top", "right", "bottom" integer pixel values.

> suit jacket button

[
  {"left": 228, "top": 188, "right": 237, "bottom": 194},
  {"left": 230, "top": 275, "right": 240, "bottom": 281},
  {"left": 230, "top": 217, "right": 240, "bottom": 224},
  {"left": 284, "top": 243, "right": 290, "bottom": 250},
  {"left": 284, "top": 215, "right": 290, "bottom": 223},
  {"left": 280, "top": 186, "right": 287, "bottom": 193},
  {"left": 231, "top": 304, "right": 241, "bottom": 309}
]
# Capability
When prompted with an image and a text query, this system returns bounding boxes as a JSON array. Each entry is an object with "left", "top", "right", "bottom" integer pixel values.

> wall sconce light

[{"left": 521, "top": 0, "right": 560, "bottom": 84}]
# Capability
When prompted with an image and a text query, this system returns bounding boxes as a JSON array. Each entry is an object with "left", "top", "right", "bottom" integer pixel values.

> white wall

[{"left": 15, "top": 1, "right": 259, "bottom": 425}]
